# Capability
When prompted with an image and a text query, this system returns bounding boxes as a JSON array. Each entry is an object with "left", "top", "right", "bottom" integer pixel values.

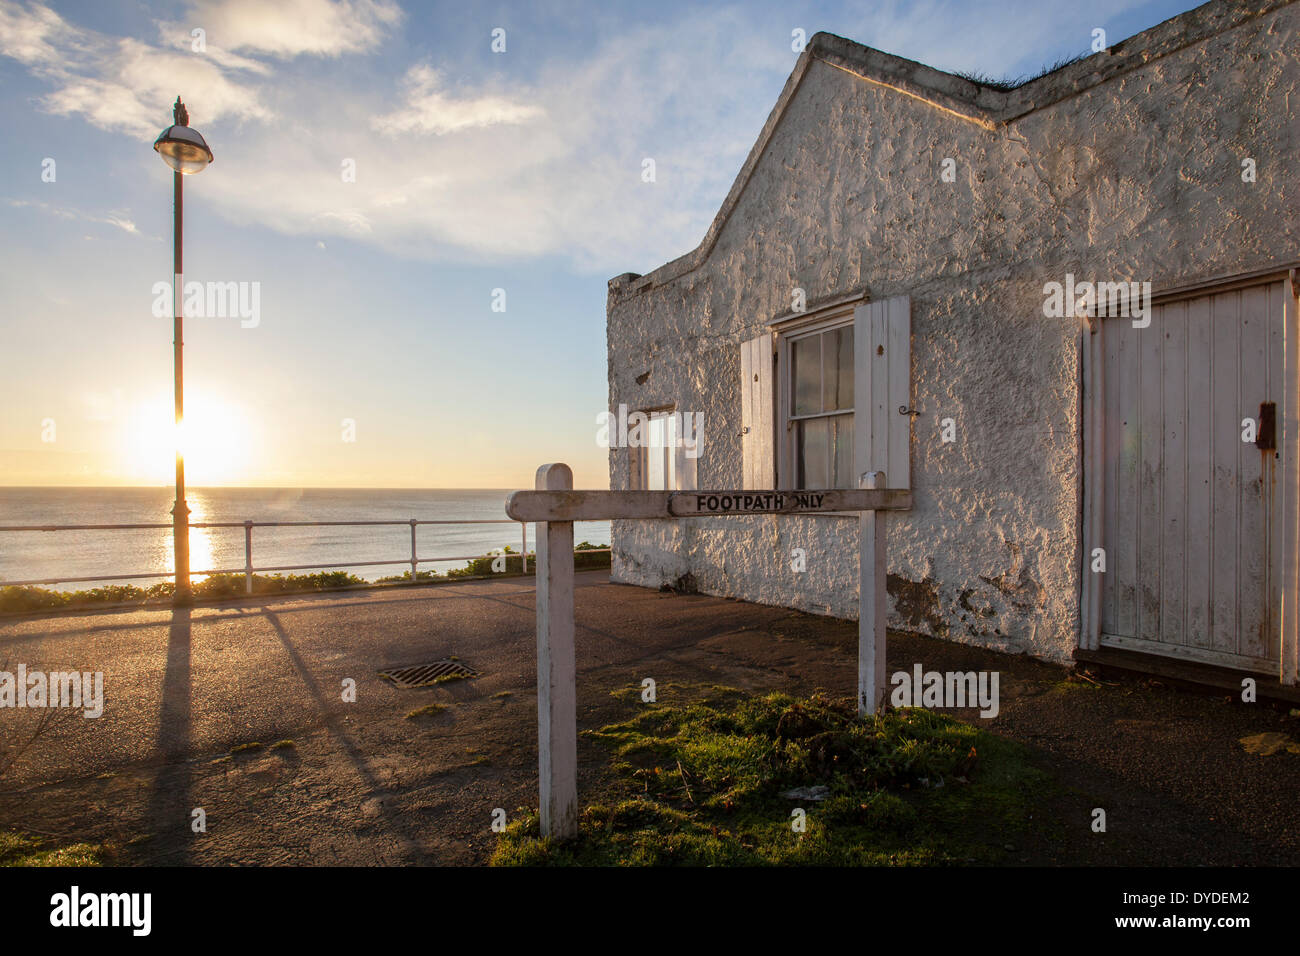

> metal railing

[{"left": 0, "top": 518, "right": 611, "bottom": 594}]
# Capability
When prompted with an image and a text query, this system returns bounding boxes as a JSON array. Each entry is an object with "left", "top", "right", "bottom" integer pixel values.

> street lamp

[{"left": 154, "top": 96, "right": 212, "bottom": 604}]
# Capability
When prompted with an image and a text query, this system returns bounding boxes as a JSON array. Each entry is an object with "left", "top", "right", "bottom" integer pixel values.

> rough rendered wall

[{"left": 606, "top": 4, "right": 1298, "bottom": 664}]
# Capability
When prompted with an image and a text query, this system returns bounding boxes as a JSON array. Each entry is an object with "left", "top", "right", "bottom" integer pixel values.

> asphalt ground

[{"left": 1, "top": 571, "right": 1297, "bottom": 865}]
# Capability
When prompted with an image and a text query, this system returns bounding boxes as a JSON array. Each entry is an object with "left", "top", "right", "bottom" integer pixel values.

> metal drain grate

[{"left": 379, "top": 659, "right": 479, "bottom": 688}]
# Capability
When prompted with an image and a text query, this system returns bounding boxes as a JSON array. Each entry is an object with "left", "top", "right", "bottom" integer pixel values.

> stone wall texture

[{"left": 606, "top": 1, "right": 1299, "bottom": 664}]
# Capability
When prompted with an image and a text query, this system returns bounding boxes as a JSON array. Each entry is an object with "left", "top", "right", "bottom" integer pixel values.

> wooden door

[{"left": 1097, "top": 280, "right": 1287, "bottom": 671}]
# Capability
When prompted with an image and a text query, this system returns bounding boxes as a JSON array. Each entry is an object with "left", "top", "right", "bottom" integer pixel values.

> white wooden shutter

[
  {"left": 741, "top": 335, "right": 774, "bottom": 488},
  {"left": 853, "top": 296, "right": 911, "bottom": 489}
]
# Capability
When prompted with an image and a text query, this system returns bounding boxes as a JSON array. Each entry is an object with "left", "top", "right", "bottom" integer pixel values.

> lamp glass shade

[{"left": 153, "top": 125, "right": 213, "bottom": 174}]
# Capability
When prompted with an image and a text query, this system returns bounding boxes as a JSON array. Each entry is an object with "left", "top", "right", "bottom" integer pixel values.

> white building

[{"left": 605, "top": 0, "right": 1300, "bottom": 684}]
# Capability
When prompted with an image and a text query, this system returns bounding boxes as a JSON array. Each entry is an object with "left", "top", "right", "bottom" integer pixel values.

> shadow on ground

[{"left": 0, "top": 571, "right": 1296, "bottom": 865}]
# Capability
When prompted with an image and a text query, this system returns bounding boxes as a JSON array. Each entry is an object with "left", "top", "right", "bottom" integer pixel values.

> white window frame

[
  {"left": 773, "top": 299, "right": 861, "bottom": 490},
  {"left": 630, "top": 404, "right": 697, "bottom": 491}
]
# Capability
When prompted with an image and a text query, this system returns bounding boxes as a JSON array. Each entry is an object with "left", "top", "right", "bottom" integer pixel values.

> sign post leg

[
  {"left": 535, "top": 463, "right": 577, "bottom": 838},
  {"left": 859, "top": 471, "right": 888, "bottom": 716}
]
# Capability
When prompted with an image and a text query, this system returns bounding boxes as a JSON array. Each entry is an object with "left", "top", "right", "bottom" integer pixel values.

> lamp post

[{"left": 153, "top": 97, "right": 213, "bottom": 605}]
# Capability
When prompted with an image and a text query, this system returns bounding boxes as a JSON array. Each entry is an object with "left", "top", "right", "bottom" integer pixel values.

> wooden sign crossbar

[
  {"left": 514, "top": 463, "right": 910, "bottom": 839},
  {"left": 506, "top": 487, "right": 912, "bottom": 522}
]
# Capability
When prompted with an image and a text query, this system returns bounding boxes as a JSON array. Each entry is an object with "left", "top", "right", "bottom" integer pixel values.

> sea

[{"left": 0, "top": 487, "right": 611, "bottom": 591}]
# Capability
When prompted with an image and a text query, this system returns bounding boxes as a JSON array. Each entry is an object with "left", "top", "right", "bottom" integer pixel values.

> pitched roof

[{"left": 610, "top": 0, "right": 1294, "bottom": 302}]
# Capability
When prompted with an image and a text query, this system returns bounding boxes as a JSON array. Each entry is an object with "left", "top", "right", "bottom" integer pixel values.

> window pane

[
  {"left": 830, "top": 413, "right": 854, "bottom": 489},
  {"left": 792, "top": 335, "right": 820, "bottom": 415},
  {"left": 647, "top": 417, "right": 666, "bottom": 490},
  {"left": 836, "top": 327, "right": 853, "bottom": 409},
  {"left": 823, "top": 327, "right": 854, "bottom": 411},
  {"left": 662, "top": 414, "right": 675, "bottom": 488},
  {"left": 797, "top": 417, "right": 829, "bottom": 488}
]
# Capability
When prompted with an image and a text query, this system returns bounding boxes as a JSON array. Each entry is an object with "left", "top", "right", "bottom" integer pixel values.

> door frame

[{"left": 1079, "top": 267, "right": 1300, "bottom": 682}]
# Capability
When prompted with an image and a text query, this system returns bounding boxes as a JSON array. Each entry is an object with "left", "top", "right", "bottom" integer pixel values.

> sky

[{"left": 0, "top": 0, "right": 1204, "bottom": 489}]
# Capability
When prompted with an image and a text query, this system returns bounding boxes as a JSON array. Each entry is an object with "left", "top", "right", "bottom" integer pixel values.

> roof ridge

[{"left": 609, "top": 0, "right": 1296, "bottom": 302}]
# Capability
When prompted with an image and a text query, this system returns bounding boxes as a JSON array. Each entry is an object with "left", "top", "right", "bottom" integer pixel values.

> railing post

[
  {"left": 244, "top": 520, "right": 254, "bottom": 595},
  {"left": 859, "top": 471, "right": 888, "bottom": 716},
  {"left": 521, "top": 521, "right": 528, "bottom": 575},
  {"left": 409, "top": 518, "right": 418, "bottom": 581},
  {"left": 535, "top": 463, "right": 577, "bottom": 839}
]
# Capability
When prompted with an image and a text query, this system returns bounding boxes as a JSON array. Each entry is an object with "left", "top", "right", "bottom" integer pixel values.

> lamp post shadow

[{"left": 142, "top": 605, "right": 193, "bottom": 862}]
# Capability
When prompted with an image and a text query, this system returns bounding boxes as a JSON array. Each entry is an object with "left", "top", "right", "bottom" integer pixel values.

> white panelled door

[{"left": 1097, "top": 280, "right": 1288, "bottom": 671}]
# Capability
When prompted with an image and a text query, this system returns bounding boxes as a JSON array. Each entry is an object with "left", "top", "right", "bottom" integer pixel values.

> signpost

[
  {"left": 506, "top": 463, "right": 912, "bottom": 839},
  {"left": 506, "top": 487, "right": 912, "bottom": 521}
]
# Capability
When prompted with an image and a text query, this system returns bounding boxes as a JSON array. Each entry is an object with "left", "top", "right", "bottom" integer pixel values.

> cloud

[
  {"left": 0, "top": 1, "right": 271, "bottom": 138},
  {"left": 833, "top": 0, "right": 1145, "bottom": 79},
  {"left": 192, "top": 6, "right": 792, "bottom": 273},
  {"left": 0, "top": 0, "right": 1159, "bottom": 275},
  {"left": 373, "top": 65, "right": 544, "bottom": 135},
  {"left": 2, "top": 0, "right": 786, "bottom": 272},
  {"left": 177, "top": 0, "right": 402, "bottom": 57},
  {"left": 0, "top": 0, "right": 74, "bottom": 65},
  {"left": 0, "top": 0, "right": 405, "bottom": 141},
  {"left": 99, "top": 213, "right": 138, "bottom": 234},
  {"left": 5, "top": 198, "right": 141, "bottom": 234}
]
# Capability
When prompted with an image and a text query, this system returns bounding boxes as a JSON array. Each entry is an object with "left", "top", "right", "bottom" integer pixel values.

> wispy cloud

[
  {"left": 190, "top": 6, "right": 793, "bottom": 272},
  {"left": 0, "top": 1, "right": 272, "bottom": 137},
  {"left": 5, "top": 198, "right": 141, "bottom": 235},
  {"left": 1, "top": 0, "right": 783, "bottom": 272},
  {"left": 0, "top": 0, "right": 1158, "bottom": 274},
  {"left": 373, "top": 65, "right": 544, "bottom": 136},
  {"left": 175, "top": 0, "right": 402, "bottom": 58}
]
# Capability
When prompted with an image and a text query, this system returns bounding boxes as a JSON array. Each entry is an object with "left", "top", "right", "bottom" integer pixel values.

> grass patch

[
  {"left": 3, "top": 544, "right": 611, "bottom": 615},
  {"left": 269, "top": 739, "right": 296, "bottom": 751},
  {"left": 433, "top": 673, "right": 475, "bottom": 685},
  {"left": 1053, "top": 679, "right": 1099, "bottom": 693},
  {"left": 609, "top": 681, "right": 730, "bottom": 705},
  {"left": 405, "top": 703, "right": 447, "bottom": 720},
  {"left": 373, "top": 569, "right": 442, "bottom": 584},
  {"left": 0, "top": 830, "right": 104, "bottom": 867},
  {"left": 955, "top": 53, "right": 1091, "bottom": 91},
  {"left": 492, "top": 689, "right": 1058, "bottom": 866},
  {"left": 446, "top": 541, "right": 610, "bottom": 578},
  {"left": 230, "top": 742, "right": 263, "bottom": 754},
  {"left": 0, "top": 571, "right": 366, "bottom": 613}
]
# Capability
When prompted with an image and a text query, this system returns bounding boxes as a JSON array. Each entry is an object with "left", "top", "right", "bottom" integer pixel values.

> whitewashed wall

[{"left": 606, "top": 2, "right": 1299, "bottom": 664}]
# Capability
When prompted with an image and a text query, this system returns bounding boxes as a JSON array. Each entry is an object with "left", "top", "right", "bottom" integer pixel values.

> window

[
  {"left": 786, "top": 322, "right": 854, "bottom": 488},
  {"left": 643, "top": 412, "right": 674, "bottom": 490},
  {"left": 631, "top": 407, "right": 698, "bottom": 491},
  {"left": 751, "top": 294, "right": 910, "bottom": 494}
]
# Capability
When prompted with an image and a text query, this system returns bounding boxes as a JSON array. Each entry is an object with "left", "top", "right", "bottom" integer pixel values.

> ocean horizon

[{"left": 0, "top": 486, "right": 611, "bottom": 591}]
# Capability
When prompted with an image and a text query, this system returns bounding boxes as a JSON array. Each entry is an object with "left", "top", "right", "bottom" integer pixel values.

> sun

[{"left": 120, "top": 391, "right": 255, "bottom": 485}]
